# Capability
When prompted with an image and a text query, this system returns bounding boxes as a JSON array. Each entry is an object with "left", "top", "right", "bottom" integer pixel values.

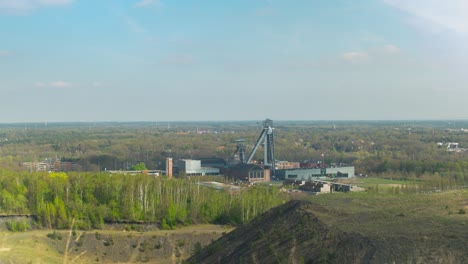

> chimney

[{"left": 166, "top": 158, "right": 173, "bottom": 178}]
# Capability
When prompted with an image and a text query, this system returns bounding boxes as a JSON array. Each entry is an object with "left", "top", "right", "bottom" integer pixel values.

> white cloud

[
  {"left": 342, "top": 51, "right": 370, "bottom": 62},
  {"left": 134, "top": 0, "right": 160, "bottom": 8},
  {"left": 382, "top": 44, "right": 400, "bottom": 54},
  {"left": 35, "top": 81, "right": 72, "bottom": 88},
  {"left": 0, "top": 0, "right": 73, "bottom": 14},
  {"left": 341, "top": 44, "right": 400, "bottom": 63},
  {"left": 383, "top": 0, "right": 468, "bottom": 34},
  {"left": 0, "top": 50, "right": 13, "bottom": 57}
]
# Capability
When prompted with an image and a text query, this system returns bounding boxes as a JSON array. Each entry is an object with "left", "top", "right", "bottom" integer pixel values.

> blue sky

[{"left": 1, "top": 0, "right": 468, "bottom": 122}]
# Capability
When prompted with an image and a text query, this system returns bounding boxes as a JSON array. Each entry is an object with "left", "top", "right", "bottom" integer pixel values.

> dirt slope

[
  {"left": 0, "top": 225, "right": 227, "bottom": 264},
  {"left": 187, "top": 199, "right": 468, "bottom": 264}
]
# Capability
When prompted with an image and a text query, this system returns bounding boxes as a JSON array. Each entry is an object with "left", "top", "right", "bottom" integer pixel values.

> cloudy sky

[{"left": 1, "top": 0, "right": 468, "bottom": 122}]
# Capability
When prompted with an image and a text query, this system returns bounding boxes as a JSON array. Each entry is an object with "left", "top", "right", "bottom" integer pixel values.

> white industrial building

[
  {"left": 277, "top": 166, "right": 355, "bottom": 180},
  {"left": 177, "top": 159, "right": 220, "bottom": 176}
]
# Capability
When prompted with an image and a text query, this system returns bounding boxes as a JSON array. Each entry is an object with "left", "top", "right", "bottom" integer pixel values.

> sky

[{"left": 1, "top": 0, "right": 468, "bottom": 122}]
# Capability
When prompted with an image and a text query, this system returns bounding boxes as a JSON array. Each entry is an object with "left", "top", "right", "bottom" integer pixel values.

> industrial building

[
  {"left": 177, "top": 159, "right": 220, "bottom": 176},
  {"left": 200, "top": 158, "right": 227, "bottom": 169},
  {"left": 225, "top": 163, "right": 270, "bottom": 183},
  {"left": 167, "top": 119, "right": 354, "bottom": 184},
  {"left": 284, "top": 179, "right": 364, "bottom": 194},
  {"left": 276, "top": 166, "right": 355, "bottom": 181},
  {"left": 276, "top": 161, "right": 301, "bottom": 170},
  {"left": 23, "top": 160, "right": 82, "bottom": 172}
]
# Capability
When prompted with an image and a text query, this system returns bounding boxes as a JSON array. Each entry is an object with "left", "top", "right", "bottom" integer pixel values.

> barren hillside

[{"left": 188, "top": 192, "right": 468, "bottom": 264}]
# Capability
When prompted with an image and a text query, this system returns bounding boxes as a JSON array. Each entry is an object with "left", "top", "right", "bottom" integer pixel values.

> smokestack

[{"left": 166, "top": 158, "right": 173, "bottom": 178}]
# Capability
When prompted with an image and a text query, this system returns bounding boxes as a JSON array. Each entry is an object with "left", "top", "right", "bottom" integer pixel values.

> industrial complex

[
  {"left": 23, "top": 119, "right": 355, "bottom": 186},
  {"left": 165, "top": 119, "right": 355, "bottom": 184}
]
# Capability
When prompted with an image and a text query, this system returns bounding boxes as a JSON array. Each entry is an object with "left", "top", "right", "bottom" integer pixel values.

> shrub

[
  {"left": 47, "top": 231, "right": 63, "bottom": 240},
  {"left": 6, "top": 220, "right": 30, "bottom": 232},
  {"left": 192, "top": 241, "right": 202, "bottom": 255},
  {"left": 177, "top": 240, "right": 185, "bottom": 247},
  {"left": 103, "top": 237, "right": 114, "bottom": 246},
  {"left": 161, "top": 219, "right": 171, "bottom": 230}
]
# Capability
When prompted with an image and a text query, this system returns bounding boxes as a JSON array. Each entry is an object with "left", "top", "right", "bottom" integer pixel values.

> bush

[
  {"left": 177, "top": 240, "right": 185, "bottom": 247},
  {"left": 138, "top": 241, "right": 150, "bottom": 252},
  {"left": 192, "top": 241, "right": 202, "bottom": 255},
  {"left": 103, "top": 237, "right": 114, "bottom": 246},
  {"left": 6, "top": 220, "right": 31, "bottom": 232},
  {"left": 161, "top": 219, "right": 171, "bottom": 230},
  {"left": 458, "top": 209, "right": 466, "bottom": 215},
  {"left": 47, "top": 231, "right": 63, "bottom": 240}
]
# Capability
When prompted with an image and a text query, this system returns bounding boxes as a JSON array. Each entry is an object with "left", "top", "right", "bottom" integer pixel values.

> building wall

[
  {"left": 226, "top": 164, "right": 269, "bottom": 183},
  {"left": 264, "top": 168, "right": 271, "bottom": 182},
  {"left": 23, "top": 160, "right": 81, "bottom": 172},
  {"left": 178, "top": 159, "right": 220, "bottom": 176},
  {"left": 178, "top": 159, "right": 202, "bottom": 174},
  {"left": 326, "top": 167, "right": 355, "bottom": 178},
  {"left": 248, "top": 168, "right": 265, "bottom": 182},
  {"left": 227, "top": 167, "right": 249, "bottom": 182},
  {"left": 198, "top": 167, "right": 220, "bottom": 176},
  {"left": 166, "top": 158, "right": 173, "bottom": 177},
  {"left": 200, "top": 158, "right": 226, "bottom": 169},
  {"left": 276, "top": 161, "right": 301, "bottom": 170},
  {"left": 281, "top": 166, "right": 355, "bottom": 180}
]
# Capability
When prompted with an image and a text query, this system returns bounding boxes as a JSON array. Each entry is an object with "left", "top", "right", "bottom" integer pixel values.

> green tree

[{"left": 131, "top": 162, "right": 147, "bottom": 171}]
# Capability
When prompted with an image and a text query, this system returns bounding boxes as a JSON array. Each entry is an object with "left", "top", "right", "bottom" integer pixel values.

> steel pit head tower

[
  {"left": 247, "top": 119, "right": 276, "bottom": 175},
  {"left": 232, "top": 139, "right": 247, "bottom": 163}
]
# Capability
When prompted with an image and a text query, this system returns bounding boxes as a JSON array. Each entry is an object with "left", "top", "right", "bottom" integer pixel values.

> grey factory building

[{"left": 276, "top": 166, "right": 355, "bottom": 181}]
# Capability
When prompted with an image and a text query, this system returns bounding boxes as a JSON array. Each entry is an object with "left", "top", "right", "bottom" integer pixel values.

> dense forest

[{"left": 0, "top": 171, "right": 285, "bottom": 230}]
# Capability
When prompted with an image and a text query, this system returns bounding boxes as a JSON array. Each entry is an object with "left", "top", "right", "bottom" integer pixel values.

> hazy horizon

[
  {"left": 1, "top": 0, "right": 468, "bottom": 122},
  {"left": 1, "top": 119, "right": 468, "bottom": 125}
]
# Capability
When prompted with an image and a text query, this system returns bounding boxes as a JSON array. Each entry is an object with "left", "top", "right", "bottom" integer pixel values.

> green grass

[
  {"left": 0, "top": 231, "right": 64, "bottom": 263},
  {"left": 357, "top": 177, "right": 417, "bottom": 185},
  {"left": 339, "top": 177, "right": 419, "bottom": 188},
  {"left": 306, "top": 189, "right": 468, "bottom": 240}
]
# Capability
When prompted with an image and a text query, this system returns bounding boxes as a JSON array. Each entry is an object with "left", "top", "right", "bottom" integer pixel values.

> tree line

[{"left": 0, "top": 170, "right": 286, "bottom": 230}]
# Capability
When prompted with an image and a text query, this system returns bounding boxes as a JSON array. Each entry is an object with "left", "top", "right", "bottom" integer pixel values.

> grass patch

[{"left": 308, "top": 189, "right": 468, "bottom": 238}]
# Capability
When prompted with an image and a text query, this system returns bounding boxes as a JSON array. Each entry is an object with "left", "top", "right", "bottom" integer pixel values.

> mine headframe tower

[
  {"left": 232, "top": 139, "right": 247, "bottom": 163},
  {"left": 246, "top": 119, "right": 276, "bottom": 176}
]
